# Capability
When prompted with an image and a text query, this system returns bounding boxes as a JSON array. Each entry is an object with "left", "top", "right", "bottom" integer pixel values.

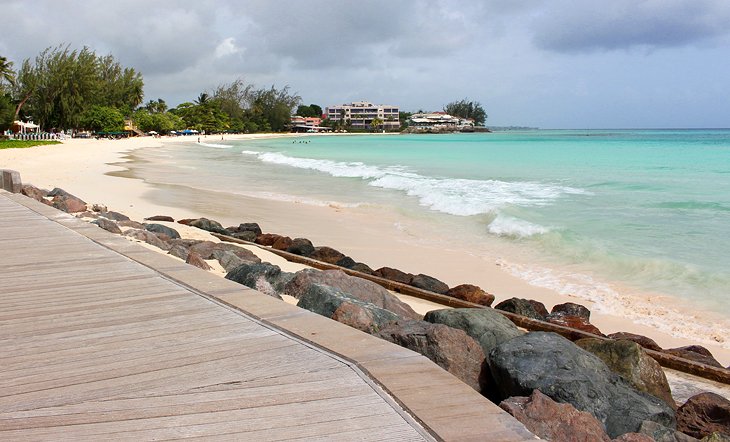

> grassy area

[{"left": 0, "top": 139, "right": 62, "bottom": 150}]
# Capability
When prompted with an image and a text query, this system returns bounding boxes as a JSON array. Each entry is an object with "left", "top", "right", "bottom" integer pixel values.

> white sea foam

[
  {"left": 244, "top": 150, "right": 586, "bottom": 219},
  {"left": 488, "top": 214, "right": 549, "bottom": 238},
  {"left": 199, "top": 142, "right": 231, "bottom": 148},
  {"left": 496, "top": 259, "right": 730, "bottom": 350}
]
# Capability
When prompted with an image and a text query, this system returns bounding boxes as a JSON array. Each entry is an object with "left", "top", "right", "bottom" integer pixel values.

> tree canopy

[
  {"left": 13, "top": 45, "right": 144, "bottom": 130},
  {"left": 79, "top": 105, "right": 125, "bottom": 132},
  {"left": 295, "top": 104, "right": 322, "bottom": 118},
  {"left": 0, "top": 56, "right": 15, "bottom": 92},
  {"left": 443, "top": 98, "right": 487, "bottom": 125}
]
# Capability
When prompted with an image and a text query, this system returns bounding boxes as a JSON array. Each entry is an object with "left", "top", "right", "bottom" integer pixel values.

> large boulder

[
  {"left": 373, "top": 267, "right": 414, "bottom": 285},
  {"left": 297, "top": 284, "right": 398, "bottom": 334},
  {"left": 189, "top": 217, "right": 230, "bottom": 235},
  {"left": 255, "top": 233, "right": 283, "bottom": 246},
  {"left": 445, "top": 284, "right": 495, "bottom": 306},
  {"left": 284, "top": 269, "right": 419, "bottom": 320},
  {"left": 99, "top": 211, "right": 130, "bottom": 222},
  {"left": 125, "top": 228, "right": 170, "bottom": 250},
  {"left": 93, "top": 218, "right": 122, "bottom": 234},
  {"left": 50, "top": 192, "right": 87, "bottom": 213},
  {"left": 286, "top": 238, "right": 315, "bottom": 256},
  {"left": 272, "top": 236, "right": 294, "bottom": 250},
  {"left": 310, "top": 246, "right": 347, "bottom": 265},
  {"left": 144, "top": 223, "right": 181, "bottom": 240},
  {"left": 236, "top": 222, "right": 262, "bottom": 236},
  {"left": 638, "top": 420, "right": 700, "bottom": 442},
  {"left": 409, "top": 273, "right": 449, "bottom": 294},
  {"left": 546, "top": 301, "right": 604, "bottom": 335},
  {"left": 376, "top": 320, "right": 488, "bottom": 393},
  {"left": 186, "top": 251, "right": 212, "bottom": 271},
  {"left": 677, "top": 392, "right": 730, "bottom": 439},
  {"left": 664, "top": 346, "right": 723, "bottom": 368},
  {"left": 576, "top": 338, "right": 675, "bottom": 409},
  {"left": 424, "top": 308, "right": 523, "bottom": 356},
  {"left": 231, "top": 231, "right": 257, "bottom": 242},
  {"left": 335, "top": 256, "right": 357, "bottom": 269},
  {"left": 349, "top": 262, "right": 374, "bottom": 275},
  {"left": 609, "top": 332, "right": 663, "bottom": 351},
  {"left": 488, "top": 332, "right": 676, "bottom": 438},
  {"left": 500, "top": 389, "right": 612, "bottom": 442},
  {"left": 494, "top": 297, "right": 549, "bottom": 320},
  {"left": 225, "top": 262, "right": 292, "bottom": 299},
  {"left": 21, "top": 184, "right": 49, "bottom": 202}
]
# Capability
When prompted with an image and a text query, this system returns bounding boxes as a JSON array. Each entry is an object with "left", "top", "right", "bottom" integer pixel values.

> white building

[
  {"left": 326, "top": 101, "right": 400, "bottom": 130},
  {"left": 408, "top": 112, "right": 474, "bottom": 130}
]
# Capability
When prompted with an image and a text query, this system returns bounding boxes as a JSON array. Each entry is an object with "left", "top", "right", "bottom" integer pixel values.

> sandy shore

[{"left": 1, "top": 135, "right": 728, "bottom": 366}]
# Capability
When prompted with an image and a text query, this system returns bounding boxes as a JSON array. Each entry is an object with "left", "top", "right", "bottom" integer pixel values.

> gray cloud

[{"left": 532, "top": 0, "right": 730, "bottom": 52}]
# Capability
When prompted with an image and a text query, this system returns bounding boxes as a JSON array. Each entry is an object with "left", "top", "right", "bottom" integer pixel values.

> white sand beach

[{"left": 1, "top": 135, "right": 728, "bottom": 366}]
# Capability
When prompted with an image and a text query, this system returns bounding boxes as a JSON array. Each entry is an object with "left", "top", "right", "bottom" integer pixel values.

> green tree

[
  {"left": 248, "top": 85, "right": 301, "bottom": 132},
  {"left": 133, "top": 108, "right": 181, "bottom": 133},
  {"left": 80, "top": 105, "right": 124, "bottom": 132},
  {"left": 13, "top": 45, "right": 144, "bottom": 130},
  {"left": 295, "top": 104, "right": 322, "bottom": 118},
  {"left": 443, "top": 98, "right": 487, "bottom": 125},
  {"left": 0, "top": 94, "right": 14, "bottom": 131},
  {"left": 0, "top": 56, "right": 15, "bottom": 91},
  {"left": 370, "top": 117, "right": 383, "bottom": 131},
  {"left": 143, "top": 98, "right": 168, "bottom": 114}
]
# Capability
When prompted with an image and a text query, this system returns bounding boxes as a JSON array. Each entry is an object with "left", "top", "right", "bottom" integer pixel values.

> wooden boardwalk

[{"left": 0, "top": 191, "right": 535, "bottom": 441}]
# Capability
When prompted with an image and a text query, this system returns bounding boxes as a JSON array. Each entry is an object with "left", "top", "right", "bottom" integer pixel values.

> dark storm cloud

[{"left": 532, "top": 0, "right": 730, "bottom": 53}]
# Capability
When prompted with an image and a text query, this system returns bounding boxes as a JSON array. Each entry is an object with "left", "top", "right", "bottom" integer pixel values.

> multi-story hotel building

[{"left": 326, "top": 101, "right": 400, "bottom": 130}]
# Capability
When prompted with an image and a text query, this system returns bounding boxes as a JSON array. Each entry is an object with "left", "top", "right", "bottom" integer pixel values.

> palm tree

[
  {"left": 195, "top": 93, "right": 210, "bottom": 105},
  {"left": 0, "top": 56, "right": 15, "bottom": 88}
]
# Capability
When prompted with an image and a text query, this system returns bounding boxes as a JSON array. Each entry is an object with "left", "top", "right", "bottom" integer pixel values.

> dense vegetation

[
  {"left": 1, "top": 46, "right": 489, "bottom": 135},
  {"left": 443, "top": 99, "right": 487, "bottom": 125}
]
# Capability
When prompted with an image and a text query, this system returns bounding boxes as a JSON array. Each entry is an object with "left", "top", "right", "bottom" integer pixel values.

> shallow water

[{"left": 124, "top": 130, "right": 730, "bottom": 348}]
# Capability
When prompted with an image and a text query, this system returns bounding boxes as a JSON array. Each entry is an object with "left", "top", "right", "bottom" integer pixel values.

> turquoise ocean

[{"left": 129, "top": 130, "right": 730, "bottom": 344}]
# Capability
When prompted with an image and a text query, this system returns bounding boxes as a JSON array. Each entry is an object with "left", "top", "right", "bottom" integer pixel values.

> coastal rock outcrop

[
  {"left": 488, "top": 332, "right": 676, "bottom": 438},
  {"left": 409, "top": 273, "right": 449, "bottom": 294},
  {"left": 144, "top": 223, "right": 181, "bottom": 240},
  {"left": 334, "top": 256, "right": 356, "bottom": 268},
  {"left": 144, "top": 215, "right": 175, "bottom": 222},
  {"left": 49, "top": 188, "right": 87, "bottom": 213},
  {"left": 609, "top": 332, "right": 663, "bottom": 351},
  {"left": 272, "top": 236, "right": 293, "bottom": 250},
  {"left": 283, "top": 269, "right": 420, "bottom": 319},
  {"left": 376, "top": 319, "right": 489, "bottom": 393},
  {"left": 286, "top": 238, "right": 315, "bottom": 256},
  {"left": 225, "top": 262, "right": 292, "bottom": 299},
  {"left": 664, "top": 346, "right": 723, "bottom": 368},
  {"left": 125, "top": 228, "right": 170, "bottom": 250},
  {"left": 189, "top": 217, "right": 231, "bottom": 235},
  {"left": 424, "top": 308, "right": 523, "bottom": 356},
  {"left": 231, "top": 231, "right": 257, "bottom": 242},
  {"left": 349, "top": 262, "right": 374, "bottom": 275},
  {"left": 21, "top": 184, "right": 48, "bottom": 202},
  {"left": 233, "top": 222, "right": 262, "bottom": 236},
  {"left": 186, "top": 251, "right": 212, "bottom": 271},
  {"left": 500, "top": 389, "right": 612, "bottom": 442},
  {"left": 310, "top": 246, "right": 347, "bottom": 265},
  {"left": 297, "top": 284, "right": 398, "bottom": 334},
  {"left": 638, "top": 420, "right": 699, "bottom": 442},
  {"left": 445, "top": 284, "right": 495, "bottom": 306},
  {"left": 576, "top": 338, "right": 675, "bottom": 409},
  {"left": 373, "top": 267, "right": 414, "bottom": 285},
  {"left": 93, "top": 218, "right": 122, "bottom": 234},
  {"left": 255, "top": 233, "right": 282, "bottom": 246},
  {"left": 494, "top": 297, "right": 549, "bottom": 320},
  {"left": 546, "top": 302, "right": 603, "bottom": 336},
  {"left": 677, "top": 392, "right": 730, "bottom": 439}
]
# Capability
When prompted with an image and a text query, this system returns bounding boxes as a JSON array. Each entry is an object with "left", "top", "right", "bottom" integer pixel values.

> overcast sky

[{"left": 2, "top": 0, "right": 729, "bottom": 128}]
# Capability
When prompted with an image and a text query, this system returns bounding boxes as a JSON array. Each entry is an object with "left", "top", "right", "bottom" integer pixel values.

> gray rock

[
  {"left": 409, "top": 273, "right": 449, "bottom": 294},
  {"left": 144, "top": 223, "right": 181, "bottom": 239},
  {"left": 376, "top": 319, "right": 489, "bottom": 393},
  {"left": 237, "top": 222, "right": 262, "bottom": 235},
  {"left": 424, "top": 308, "right": 523, "bottom": 355},
  {"left": 494, "top": 297, "right": 549, "bottom": 320},
  {"left": 576, "top": 338, "right": 675, "bottom": 409},
  {"left": 639, "top": 420, "right": 699, "bottom": 442},
  {"left": 286, "top": 238, "right": 315, "bottom": 256},
  {"left": 552, "top": 302, "right": 592, "bottom": 320},
  {"left": 488, "top": 332, "right": 676, "bottom": 438},
  {"left": 99, "top": 211, "right": 130, "bottom": 222},
  {"left": 93, "top": 218, "right": 122, "bottom": 234},
  {"left": 283, "top": 269, "right": 419, "bottom": 319},
  {"left": 212, "top": 249, "right": 261, "bottom": 272},
  {"left": 125, "top": 228, "right": 170, "bottom": 250},
  {"left": 231, "top": 231, "right": 257, "bottom": 242},
  {"left": 297, "top": 284, "right": 398, "bottom": 334},
  {"left": 225, "top": 262, "right": 292, "bottom": 298},
  {"left": 189, "top": 217, "right": 230, "bottom": 235}
]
